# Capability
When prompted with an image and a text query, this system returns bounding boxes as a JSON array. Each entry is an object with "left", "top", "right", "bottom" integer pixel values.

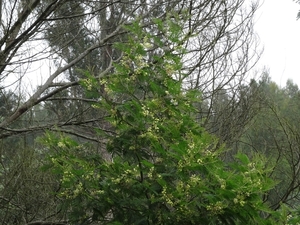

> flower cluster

[
  {"left": 233, "top": 193, "right": 246, "bottom": 206},
  {"left": 206, "top": 201, "right": 227, "bottom": 215}
]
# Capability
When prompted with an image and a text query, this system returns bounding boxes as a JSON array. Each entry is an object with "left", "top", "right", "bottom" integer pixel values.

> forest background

[{"left": 1, "top": 0, "right": 300, "bottom": 224}]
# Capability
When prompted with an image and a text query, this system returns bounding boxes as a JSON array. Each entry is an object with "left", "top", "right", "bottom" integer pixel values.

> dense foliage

[
  {"left": 1, "top": 1, "right": 300, "bottom": 224},
  {"left": 43, "top": 18, "right": 281, "bottom": 224}
]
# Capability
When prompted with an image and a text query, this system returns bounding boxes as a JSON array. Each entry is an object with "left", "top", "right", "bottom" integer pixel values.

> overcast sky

[{"left": 254, "top": 0, "right": 300, "bottom": 86}]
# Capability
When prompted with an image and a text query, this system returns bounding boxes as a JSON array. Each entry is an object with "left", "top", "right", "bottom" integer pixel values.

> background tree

[
  {"left": 236, "top": 75, "right": 300, "bottom": 211},
  {"left": 0, "top": 146, "right": 62, "bottom": 225}
]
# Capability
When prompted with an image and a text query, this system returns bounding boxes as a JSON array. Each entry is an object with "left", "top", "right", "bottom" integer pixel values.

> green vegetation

[
  {"left": 1, "top": 1, "right": 300, "bottom": 224},
  {"left": 41, "top": 19, "right": 289, "bottom": 224}
]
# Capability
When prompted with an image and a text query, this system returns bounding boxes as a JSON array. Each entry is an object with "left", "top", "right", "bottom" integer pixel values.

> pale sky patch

[{"left": 254, "top": 0, "right": 300, "bottom": 86}]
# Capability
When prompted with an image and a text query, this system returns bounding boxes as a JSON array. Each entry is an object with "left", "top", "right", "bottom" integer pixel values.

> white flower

[
  {"left": 142, "top": 42, "right": 152, "bottom": 49},
  {"left": 170, "top": 99, "right": 178, "bottom": 106},
  {"left": 58, "top": 142, "right": 66, "bottom": 148}
]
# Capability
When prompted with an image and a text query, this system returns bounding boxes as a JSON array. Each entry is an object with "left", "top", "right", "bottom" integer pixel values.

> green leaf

[
  {"left": 141, "top": 160, "right": 154, "bottom": 168},
  {"left": 235, "top": 152, "right": 250, "bottom": 165}
]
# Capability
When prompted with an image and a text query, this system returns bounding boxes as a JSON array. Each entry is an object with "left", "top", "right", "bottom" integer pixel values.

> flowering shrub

[{"left": 42, "top": 16, "right": 294, "bottom": 224}]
